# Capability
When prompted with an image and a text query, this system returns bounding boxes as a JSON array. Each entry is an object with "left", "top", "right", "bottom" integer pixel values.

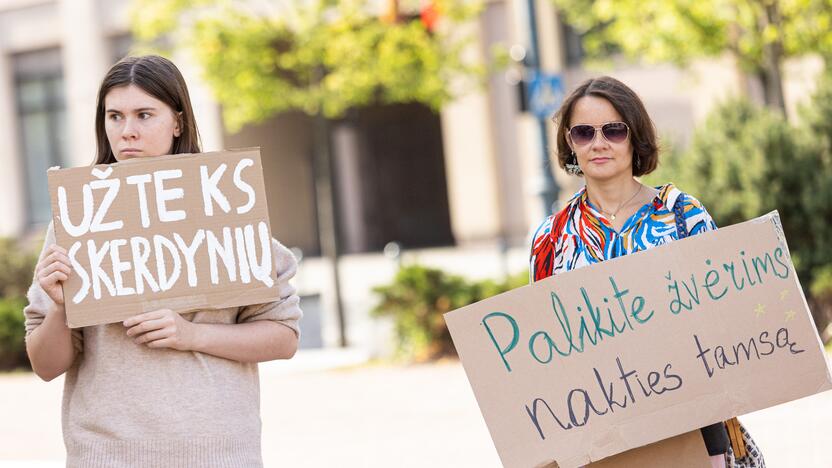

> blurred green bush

[
  {"left": 0, "top": 237, "right": 37, "bottom": 371},
  {"left": 372, "top": 265, "right": 528, "bottom": 361},
  {"left": 0, "top": 238, "right": 38, "bottom": 299},
  {"left": 647, "top": 71, "right": 832, "bottom": 340},
  {"left": 0, "top": 297, "right": 29, "bottom": 370}
]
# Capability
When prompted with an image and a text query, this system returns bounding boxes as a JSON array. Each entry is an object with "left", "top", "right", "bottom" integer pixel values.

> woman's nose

[
  {"left": 122, "top": 117, "right": 138, "bottom": 139},
  {"left": 589, "top": 128, "right": 608, "bottom": 148}
]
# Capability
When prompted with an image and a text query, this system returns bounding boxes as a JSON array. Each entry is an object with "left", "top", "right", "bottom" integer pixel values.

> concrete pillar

[
  {"left": 58, "top": 0, "right": 110, "bottom": 167},
  {"left": 536, "top": 0, "right": 564, "bottom": 72},
  {"left": 439, "top": 17, "right": 502, "bottom": 243},
  {"left": 0, "top": 52, "right": 26, "bottom": 236},
  {"left": 480, "top": 1, "right": 530, "bottom": 243}
]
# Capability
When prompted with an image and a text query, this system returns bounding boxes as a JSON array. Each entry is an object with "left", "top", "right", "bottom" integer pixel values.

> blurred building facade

[{"left": 0, "top": 0, "right": 822, "bottom": 352}]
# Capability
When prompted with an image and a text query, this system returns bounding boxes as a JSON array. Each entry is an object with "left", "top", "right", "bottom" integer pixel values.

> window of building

[{"left": 14, "top": 48, "right": 66, "bottom": 226}]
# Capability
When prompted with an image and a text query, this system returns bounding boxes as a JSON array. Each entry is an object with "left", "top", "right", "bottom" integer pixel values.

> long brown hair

[
  {"left": 553, "top": 76, "right": 658, "bottom": 177},
  {"left": 93, "top": 55, "right": 201, "bottom": 165}
]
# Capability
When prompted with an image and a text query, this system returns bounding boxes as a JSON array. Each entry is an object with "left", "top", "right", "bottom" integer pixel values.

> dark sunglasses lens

[
  {"left": 570, "top": 125, "right": 596, "bottom": 145},
  {"left": 602, "top": 123, "right": 628, "bottom": 143}
]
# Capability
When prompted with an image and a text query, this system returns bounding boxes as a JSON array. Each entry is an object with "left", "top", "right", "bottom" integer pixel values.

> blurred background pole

[
  {"left": 525, "top": 0, "right": 559, "bottom": 216},
  {"left": 313, "top": 67, "right": 347, "bottom": 348}
]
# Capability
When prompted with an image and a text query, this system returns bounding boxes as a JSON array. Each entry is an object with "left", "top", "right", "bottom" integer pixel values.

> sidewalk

[{"left": 1, "top": 349, "right": 830, "bottom": 467}]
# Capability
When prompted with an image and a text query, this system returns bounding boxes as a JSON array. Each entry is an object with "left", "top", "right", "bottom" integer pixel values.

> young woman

[
  {"left": 530, "top": 76, "right": 763, "bottom": 468},
  {"left": 24, "top": 55, "right": 301, "bottom": 467}
]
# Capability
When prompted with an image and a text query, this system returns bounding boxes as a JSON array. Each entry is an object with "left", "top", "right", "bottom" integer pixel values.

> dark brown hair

[
  {"left": 553, "top": 76, "right": 658, "bottom": 177},
  {"left": 93, "top": 55, "right": 201, "bottom": 165}
]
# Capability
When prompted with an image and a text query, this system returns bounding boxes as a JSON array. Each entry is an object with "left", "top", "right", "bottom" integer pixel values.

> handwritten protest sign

[
  {"left": 444, "top": 212, "right": 832, "bottom": 468},
  {"left": 47, "top": 148, "right": 279, "bottom": 328}
]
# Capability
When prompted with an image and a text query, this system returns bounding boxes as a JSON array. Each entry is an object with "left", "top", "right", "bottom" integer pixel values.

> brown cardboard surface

[
  {"left": 47, "top": 148, "right": 280, "bottom": 327},
  {"left": 587, "top": 430, "right": 710, "bottom": 468},
  {"left": 444, "top": 212, "right": 832, "bottom": 468}
]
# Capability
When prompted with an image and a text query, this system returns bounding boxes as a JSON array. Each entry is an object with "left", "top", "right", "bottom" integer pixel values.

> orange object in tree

[{"left": 421, "top": 1, "right": 440, "bottom": 31}]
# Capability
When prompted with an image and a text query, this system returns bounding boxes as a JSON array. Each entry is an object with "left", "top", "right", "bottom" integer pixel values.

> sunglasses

[{"left": 568, "top": 122, "right": 630, "bottom": 146}]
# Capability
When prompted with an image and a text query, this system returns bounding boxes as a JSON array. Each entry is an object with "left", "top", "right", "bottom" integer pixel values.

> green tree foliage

[
  {"left": 647, "top": 75, "right": 832, "bottom": 335},
  {"left": 130, "top": 0, "right": 485, "bottom": 131},
  {"left": 552, "top": 0, "right": 832, "bottom": 113},
  {"left": 372, "top": 265, "right": 527, "bottom": 360},
  {"left": 650, "top": 99, "right": 794, "bottom": 225}
]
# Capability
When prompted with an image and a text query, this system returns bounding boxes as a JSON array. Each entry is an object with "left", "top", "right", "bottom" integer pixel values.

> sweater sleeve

[
  {"left": 22, "top": 222, "right": 84, "bottom": 353},
  {"left": 235, "top": 238, "right": 303, "bottom": 337}
]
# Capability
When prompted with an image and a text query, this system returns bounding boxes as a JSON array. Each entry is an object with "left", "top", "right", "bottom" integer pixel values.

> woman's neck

[{"left": 584, "top": 175, "right": 642, "bottom": 214}]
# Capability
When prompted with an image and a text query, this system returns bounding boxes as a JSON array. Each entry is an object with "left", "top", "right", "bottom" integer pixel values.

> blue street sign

[{"left": 527, "top": 72, "right": 564, "bottom": 120}]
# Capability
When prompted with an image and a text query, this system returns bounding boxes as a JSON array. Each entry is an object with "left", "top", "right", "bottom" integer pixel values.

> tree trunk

[
  {"left": 313, "top": 65, "right": 348, "bottom": 348},
  {"left": 758, "top": 2, "right": 787, "bottom": 117}
]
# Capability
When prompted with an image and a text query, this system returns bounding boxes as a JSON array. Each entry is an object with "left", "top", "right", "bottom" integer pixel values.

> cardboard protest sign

[
  {"left": 587, "top": 430, "right": 710, "bottom": 468},
  {"left": 47, "top": 148, "right": 280, "bottom": 328},
  {"left": 444, "top": 212, "right": 832, "bottom": 468}
]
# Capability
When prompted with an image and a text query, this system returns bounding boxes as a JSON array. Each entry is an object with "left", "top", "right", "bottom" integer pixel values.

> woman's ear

[{"left": 173, "top": 112, "right": 183, "bottom": 137}]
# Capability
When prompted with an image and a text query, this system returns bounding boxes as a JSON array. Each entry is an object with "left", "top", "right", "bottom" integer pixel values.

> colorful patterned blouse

[{"left": 530, "top": 184, "right": 718, "bottom": 282}]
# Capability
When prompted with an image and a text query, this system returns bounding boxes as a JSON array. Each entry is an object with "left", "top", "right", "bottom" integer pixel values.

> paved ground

[{"left": 1, "top": 349, "right": 830, "bottom": 467}]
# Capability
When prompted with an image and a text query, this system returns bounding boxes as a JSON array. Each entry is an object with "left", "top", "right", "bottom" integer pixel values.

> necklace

[{"left": 594, "top": 184, "right": 642, "bottom": 221}]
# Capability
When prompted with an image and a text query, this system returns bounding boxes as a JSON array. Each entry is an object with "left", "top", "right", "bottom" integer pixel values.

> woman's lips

[{"left": 589, "top": 157, "right": 611, "bottom": 164}]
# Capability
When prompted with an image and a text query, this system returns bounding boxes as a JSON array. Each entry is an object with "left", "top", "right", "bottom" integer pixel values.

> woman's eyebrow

[{"left": 105, "top": 107, "right": 158, "bottom": 113}]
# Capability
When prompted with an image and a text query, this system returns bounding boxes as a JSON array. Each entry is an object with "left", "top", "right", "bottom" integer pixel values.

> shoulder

[
  {"left": 657, "top": 183, "right": 708, "bottom": 212},
  {"left": 663, "top": 185, "right": 718, "bottom": 232},
  {"left": 270, "top": 238, "right": 298, "bottom": 276},
  {"left": 531, "top": 215, "right": 554, "bottom": 247},
  {"left": 531, "top": 203, "right": 573, "bottom": 247},
  {"left": 529, "top": 198, "right": 580, "bottom": 282},
  {"left": 675, "top": 190, "right": 711, "bottom": 219}
]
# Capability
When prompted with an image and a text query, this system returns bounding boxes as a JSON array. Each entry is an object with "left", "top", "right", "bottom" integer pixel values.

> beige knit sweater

[{"left": 24, "top": 223, "right": 302, "bottom": 467}]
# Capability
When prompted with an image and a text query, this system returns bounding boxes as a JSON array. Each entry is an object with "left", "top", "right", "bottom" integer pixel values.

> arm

[
  {"left": 125, "top": 238, "right": 302, "bottom": 362},
  {"left": 193, "top": 320, "right": 297, "bottom": 362},
  {"left": 26, "top": 302, "right": 77, "bottom": 381},
  {"left": 25, "top": 244, "right": 78, "bottom": 381},
  {"left": 124, "top": 310, "right": 298, "bottom": 362}
]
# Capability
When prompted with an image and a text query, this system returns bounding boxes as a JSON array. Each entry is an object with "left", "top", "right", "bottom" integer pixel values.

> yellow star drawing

[
  {"left": 780, "top": 290, "right": 790, "bottom": 300},
  {"left": 754, "top": 304, "right": 766, "bottom": 317},
  {"left": 785, "top": 310, "right": 796, "bottom": 321}
]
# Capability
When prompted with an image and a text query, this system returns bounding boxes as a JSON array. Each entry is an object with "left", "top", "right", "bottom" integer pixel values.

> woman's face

[
  {"left": 567, "top": 96, "right": 634, "bottom": 182},
  {"left": 104, "top": 84, "right": 181, "bottom": 162}
]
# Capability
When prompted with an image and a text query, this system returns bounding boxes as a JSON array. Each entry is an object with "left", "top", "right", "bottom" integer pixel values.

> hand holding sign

[
  {"left": 47, "top": 148, "right": 280, "bottom": 328},
  {"left": 124, "top": 309, "right": 196, "bottom": 350},
  {"left": 35, "top": 244, "right": 72, "bottom": 305}
]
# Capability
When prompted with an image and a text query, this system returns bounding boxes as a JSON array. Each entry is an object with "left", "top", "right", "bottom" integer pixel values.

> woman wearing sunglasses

[{"left": 530, "top": 76, "right": 763, "bottom": 468}]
